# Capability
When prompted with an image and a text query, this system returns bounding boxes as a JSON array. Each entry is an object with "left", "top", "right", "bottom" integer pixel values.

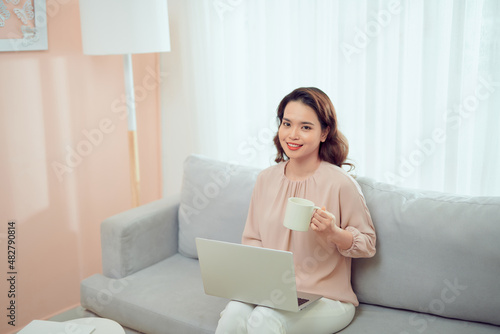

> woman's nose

[{"left": 289, "top": 127, "right": 299, "bottom": 139}]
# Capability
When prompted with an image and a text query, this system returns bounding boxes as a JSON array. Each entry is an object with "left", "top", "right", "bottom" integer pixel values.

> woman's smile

[{"left": 286, "top": 142, "right": 303, "bottom": 150}]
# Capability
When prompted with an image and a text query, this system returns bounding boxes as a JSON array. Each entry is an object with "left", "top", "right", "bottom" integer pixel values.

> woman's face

[{"left": 278, "top": 101, "right": 329, "bottom": 163}]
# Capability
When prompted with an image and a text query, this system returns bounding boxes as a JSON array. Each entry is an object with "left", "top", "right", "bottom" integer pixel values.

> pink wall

[{"left": 0, "top": 1, "right": 162, "bottom": 332}]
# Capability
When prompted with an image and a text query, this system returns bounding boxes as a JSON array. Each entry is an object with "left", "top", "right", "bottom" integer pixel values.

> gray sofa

[{"left": 81, "top": 154, "right": 500, "bottom": 334}]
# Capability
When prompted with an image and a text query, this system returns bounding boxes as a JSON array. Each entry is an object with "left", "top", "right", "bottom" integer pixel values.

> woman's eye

[
  {"left": 282, "top": 122, "right": 291, "bottom": 127},
  {"left": 303, "top": 126, "right": 311, "bottom": 130}
]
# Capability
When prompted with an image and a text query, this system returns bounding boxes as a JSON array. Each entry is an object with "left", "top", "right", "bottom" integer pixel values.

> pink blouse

[{"left": 242, "top": 160, "right": 376, "bottom": 306}]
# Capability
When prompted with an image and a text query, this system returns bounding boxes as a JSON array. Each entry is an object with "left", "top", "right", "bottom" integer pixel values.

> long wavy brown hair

[{"left": 273, "top": 87, "right": 354, "bottom": 171}]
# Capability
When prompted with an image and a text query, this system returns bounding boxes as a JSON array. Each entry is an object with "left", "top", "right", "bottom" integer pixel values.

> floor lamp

[{"left": 79, "top": 0, "right": 171, "bottom": 207}]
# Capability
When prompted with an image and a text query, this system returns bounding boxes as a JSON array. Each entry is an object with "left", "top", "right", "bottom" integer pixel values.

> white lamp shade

[{"left": 79, "top": 0, "right": 171, "bottom": 55}]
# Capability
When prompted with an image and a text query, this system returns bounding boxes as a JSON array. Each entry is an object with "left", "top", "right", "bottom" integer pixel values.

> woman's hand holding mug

[
  {"left": 310, "top": 206, "right": 337, "bottom": 233},
  {"left": 283, "top": 197, "right": 335, "bottom": 232}
]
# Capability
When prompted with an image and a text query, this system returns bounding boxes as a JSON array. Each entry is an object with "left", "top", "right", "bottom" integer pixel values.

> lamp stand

[{"left": 123, "top": 54, "right": 140, "bottom": 207}]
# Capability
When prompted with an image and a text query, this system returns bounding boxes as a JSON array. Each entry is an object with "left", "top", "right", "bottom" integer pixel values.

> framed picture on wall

[{"left": 0, "top": 0, "right": 48, "bottom": 52}]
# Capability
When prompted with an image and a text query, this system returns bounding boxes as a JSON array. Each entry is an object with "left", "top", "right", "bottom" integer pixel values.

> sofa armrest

[{"left": 101, "top": 194, "right": 180, "bottom": 279}]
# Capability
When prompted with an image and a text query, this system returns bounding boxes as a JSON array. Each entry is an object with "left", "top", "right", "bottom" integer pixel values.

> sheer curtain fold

[{"left": 161, "top": 0, "right": 499, "bottom": 196}]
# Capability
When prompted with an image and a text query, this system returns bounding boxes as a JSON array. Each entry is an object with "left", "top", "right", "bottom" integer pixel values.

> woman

[{"left": 215, "top": 87, "right": 376, "bottom": 334}]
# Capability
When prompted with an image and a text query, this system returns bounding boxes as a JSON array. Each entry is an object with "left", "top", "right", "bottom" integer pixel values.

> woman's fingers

[
  {"left": 312, "top": 207, "right": 335, "bottom": 231},
  {"left": 311, "top": 216, "right": 326, "bottom": 231}
]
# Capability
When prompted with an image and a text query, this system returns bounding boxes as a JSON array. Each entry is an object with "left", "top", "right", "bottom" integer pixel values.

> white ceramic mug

[{"left": 283, "top": 197, "right": 332, "bottom": 232}]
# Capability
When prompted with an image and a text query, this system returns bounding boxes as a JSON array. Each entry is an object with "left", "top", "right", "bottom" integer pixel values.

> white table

[{"left": 66, "top": 317, "right": 125, "bottom": 334}]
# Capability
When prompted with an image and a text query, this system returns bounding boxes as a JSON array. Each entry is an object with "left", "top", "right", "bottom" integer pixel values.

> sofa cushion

[
  {"left": 80, "top": 256, "right": 500, "bottom": 334},
  {"left": 81, "top": 254, "right": 228, "bottom": 334},
  {"left": 178, "top": 155, "right": 260, "bottom": 258},
  {"left": 339, "top": 303, "right": 500, "bottom": 334},
  {"left": 353, "top": 177, "right": 500, "bottom": 326}
]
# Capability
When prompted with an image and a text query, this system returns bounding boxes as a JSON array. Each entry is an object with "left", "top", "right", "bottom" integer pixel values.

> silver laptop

[{"left": 195, "top": 238, "right": 322, "bottom": 312}]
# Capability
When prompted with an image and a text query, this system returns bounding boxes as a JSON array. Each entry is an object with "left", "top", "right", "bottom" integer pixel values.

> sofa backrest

[
  {"left": 354, "top": 177, "right": 500, "bottom": 326},
  {"left": 178, "top": 154, "right": 260, "bottom": 258},
  {"left": 178, "top": 155, "right": 500, "bottom": 326}
]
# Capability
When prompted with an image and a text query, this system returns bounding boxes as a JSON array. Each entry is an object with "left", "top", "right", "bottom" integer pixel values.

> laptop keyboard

[{"left": 297, "top": 298, "right": 309, "bottom": 306}]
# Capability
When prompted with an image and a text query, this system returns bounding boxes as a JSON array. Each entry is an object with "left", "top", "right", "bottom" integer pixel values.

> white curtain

[{"left": 161, "top": 0, "right": 500, "bottom": 196}]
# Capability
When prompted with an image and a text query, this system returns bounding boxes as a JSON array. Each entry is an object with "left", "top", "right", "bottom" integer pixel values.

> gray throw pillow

[{"left": 178, "top": 154, "right": 260, "bottom": 258}]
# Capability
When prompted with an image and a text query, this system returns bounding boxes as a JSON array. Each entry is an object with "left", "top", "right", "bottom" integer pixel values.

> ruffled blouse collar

[{"left": 281, "top": 160, "right": 326, "bottom": 183}]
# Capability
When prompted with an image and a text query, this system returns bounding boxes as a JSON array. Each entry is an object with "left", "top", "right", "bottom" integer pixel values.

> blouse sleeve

[
  {"left": 336, "top": 178, "right": 376, "bottom": 258},
  {"left": 241, "top": 173, "right": 263, "bottom": 247}
]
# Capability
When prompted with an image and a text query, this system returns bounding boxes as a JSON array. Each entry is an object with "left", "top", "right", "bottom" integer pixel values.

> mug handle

[{"left": 313, "top": 206, "right": 335, "bottom": 219}]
